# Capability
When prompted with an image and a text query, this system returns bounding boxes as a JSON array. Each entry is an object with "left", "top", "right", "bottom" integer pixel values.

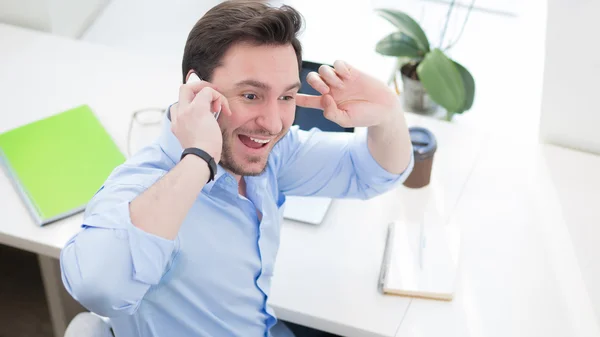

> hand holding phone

[
  {"left": 187, "top": 73, "right": 221, "bottom": 120},
  {"left": 170, "top": 72, "right": 231, "bottom": 162}
]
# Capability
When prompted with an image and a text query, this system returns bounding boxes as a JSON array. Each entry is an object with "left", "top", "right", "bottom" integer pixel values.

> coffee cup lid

[{"left": 409, "top": 126, "right": 437, "bottom": 160}]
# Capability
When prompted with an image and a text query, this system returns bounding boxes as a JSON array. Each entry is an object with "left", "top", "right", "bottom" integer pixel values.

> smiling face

[{"left": 202, "top": 42, "right": 301, "bottom": 177}]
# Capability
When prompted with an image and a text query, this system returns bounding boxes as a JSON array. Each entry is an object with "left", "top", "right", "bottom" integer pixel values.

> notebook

[
  {"left": 0, "top": 105, "right": 125, "bottom": 226},
  {"left": 378, "top": 188, "right": 461, "bottom": 301}
]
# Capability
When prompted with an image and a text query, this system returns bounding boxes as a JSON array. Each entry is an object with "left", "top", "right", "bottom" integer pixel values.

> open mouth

[{"left": 238, "top": 135, "right": 271, "bottom": 150}]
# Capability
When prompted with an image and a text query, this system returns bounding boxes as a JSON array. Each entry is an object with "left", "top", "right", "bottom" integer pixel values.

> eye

[
  {"left": 279, "top": 95, "right": 294, "bottom": 101},
  {"left": 243, "top": 93, "right": 257, "bottom": 100}
]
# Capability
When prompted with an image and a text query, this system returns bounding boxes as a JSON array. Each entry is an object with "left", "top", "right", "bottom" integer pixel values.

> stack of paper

[{"left": 379, "top": 186, "right": 460, "bottom": 301}]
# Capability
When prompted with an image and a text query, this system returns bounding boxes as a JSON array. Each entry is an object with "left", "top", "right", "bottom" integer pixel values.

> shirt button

[{"left": 226, "top": 176, "right": 235, "bottom": 184}]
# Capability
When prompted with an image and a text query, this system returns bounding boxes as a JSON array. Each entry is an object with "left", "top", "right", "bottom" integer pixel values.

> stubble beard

[{"left": 219, "top": 130, "right": 269, "bottom": 177}]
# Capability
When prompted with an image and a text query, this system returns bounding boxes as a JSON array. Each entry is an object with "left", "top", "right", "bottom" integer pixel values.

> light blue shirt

[{"left": 60, "top": 110, "right": 414, "bottom": 337}]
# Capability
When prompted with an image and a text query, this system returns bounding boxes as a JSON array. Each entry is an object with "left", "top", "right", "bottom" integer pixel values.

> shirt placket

[
  {"left": 215, "top": 174, "right": 277, "bottom": 331},
  {"left": 244, "top": 177, "right": 278, "bottom": 331}
]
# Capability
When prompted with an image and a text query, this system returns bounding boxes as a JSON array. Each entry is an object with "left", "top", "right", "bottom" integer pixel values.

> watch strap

[{"left": 180, "top": 148, "right": 217, "bottom": 183}]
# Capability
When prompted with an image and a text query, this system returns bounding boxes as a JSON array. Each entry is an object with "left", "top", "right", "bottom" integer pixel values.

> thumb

[{"left": 322, "top": 94, "right": 340, "bottom": 121}]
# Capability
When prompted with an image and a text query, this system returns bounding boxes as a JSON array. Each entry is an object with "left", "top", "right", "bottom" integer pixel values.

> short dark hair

[{"left": 181, "top": 0, "right": 304, "bottom": 83}]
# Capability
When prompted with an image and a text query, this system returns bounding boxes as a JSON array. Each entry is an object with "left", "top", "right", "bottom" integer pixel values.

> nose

[{"left": 256, "top": 99, "right": 283, "bottom": 135}]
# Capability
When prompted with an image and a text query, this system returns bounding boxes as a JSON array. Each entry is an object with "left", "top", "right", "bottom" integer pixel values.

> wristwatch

[{"left": 180, "top": 148, "right": 217, "bottom": 183}]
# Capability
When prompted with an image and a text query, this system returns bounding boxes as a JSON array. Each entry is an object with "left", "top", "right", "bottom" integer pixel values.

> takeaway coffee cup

[{"left": 403, "top": 126, "right": 437, "bottom": 189}]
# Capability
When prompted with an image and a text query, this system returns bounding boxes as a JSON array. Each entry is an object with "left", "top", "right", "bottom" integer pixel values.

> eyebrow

[{"left": 234, "top": 79, "right": 301, "bottom": 92}]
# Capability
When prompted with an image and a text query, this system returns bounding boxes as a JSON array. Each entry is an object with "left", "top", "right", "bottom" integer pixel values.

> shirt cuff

[
  {"left": 83, "top": 200, "right": 176, "bottom": 285},
  {"left": 350, "top": 128, "right": 415, "bottom": 186}
]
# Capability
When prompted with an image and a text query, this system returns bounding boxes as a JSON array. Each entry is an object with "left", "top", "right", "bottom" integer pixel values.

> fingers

[
  {"left": 321, "top": 94, "right": 349, "bottom": 127},
  {"left": 321, "top": 95, "right": 337, "bottom": 120},
  {"left": 296, "top": 93, "right": 323, "bottom": 110},
  {"left": 211, "top": 94, "right": 231, "bottom": 119},
  {"left": 333, "top": 60, "right": 351, "bottom": 80},
  {"left": 306, "top": 60, "right": 351, "bottom": 94},
  {"left": 306, "top": 71, "right": 330, "bottom": 95},
  {"left": 177, "top": 74, "right": 214, "bottom": 118},
  {"left": 176, "top": 73, "right": 231, "bottom": 123},
  {"left": 321, "top": 95, "right": 351, "bottom": 127},
  {"left": 192, "top": 87, "right": 232, "bottom": 117},
  {"left": 296, "top": 94, "right": 350, "bottom": 127},
  {"left": 318, "top": 64, "right": 344, "bottom": 89}
]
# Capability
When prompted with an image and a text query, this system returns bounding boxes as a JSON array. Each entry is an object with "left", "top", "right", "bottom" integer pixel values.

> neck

[
  {"left": 238, "top": 175, "right": 246, "bottom": 197},
  {"left": 223, "top": 168, "right": 242, "bottom": 183}
]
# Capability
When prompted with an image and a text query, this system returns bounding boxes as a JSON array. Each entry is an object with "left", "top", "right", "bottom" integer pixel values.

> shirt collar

[{"left": 157, "top": 105, "right": 182, "bottom": 165}]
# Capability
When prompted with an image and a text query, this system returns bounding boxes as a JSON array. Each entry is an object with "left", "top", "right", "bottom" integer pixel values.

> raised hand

[{"left": 295, "top": 60, "right": 401, "bottom": 128}]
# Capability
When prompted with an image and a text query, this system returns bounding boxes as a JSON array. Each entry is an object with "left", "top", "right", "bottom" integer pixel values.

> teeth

[{"left": 250, "top": 137, "right": 270, "bottom": 144}]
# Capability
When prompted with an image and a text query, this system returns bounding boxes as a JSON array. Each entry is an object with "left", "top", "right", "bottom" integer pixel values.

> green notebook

[{"left": 0, "top": 105, "right": 126, "bottom": 225}]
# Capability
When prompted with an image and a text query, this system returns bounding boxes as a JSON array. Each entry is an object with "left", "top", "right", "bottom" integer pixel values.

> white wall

[
  {"left": 0, "top": 0, "right": 108, "bottom": 38},
  {"left": 539, "top": 0, "right": 600, "bottom": 155},
  {"left": 82, "top": 0, "right": 222, "bottom": 63},
  {"left": 0, "top": 0, "right": 51, "bottom": 32},
  {"left": 49, "top": 0, "right": 110, "bottom": 38}
]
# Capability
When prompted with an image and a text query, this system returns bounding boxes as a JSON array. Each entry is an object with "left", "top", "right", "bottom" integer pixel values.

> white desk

[
  {"left": 0, "top": 22, "right": 485, "bottom": 337},
  {"left": 395, "top": 138, "right": 600, "bottom": 337}
]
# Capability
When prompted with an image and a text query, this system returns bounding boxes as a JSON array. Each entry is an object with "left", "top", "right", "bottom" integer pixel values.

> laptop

[{"left": 282, "top": 61, "right": 354, "bottom": 225}]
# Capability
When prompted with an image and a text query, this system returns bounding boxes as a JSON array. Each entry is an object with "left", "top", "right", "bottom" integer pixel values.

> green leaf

[
  {"left": 453, "top": 60, "right": 475, "bottom": 113},
  {"left": 417, "top": 48, "right": 465, "bottom": 114},
  {"left": 376, "top": 32, "right": 424, "bottom": 58},
  {"left": 375, "top": 8, "right": 430, "bottom": 52}
]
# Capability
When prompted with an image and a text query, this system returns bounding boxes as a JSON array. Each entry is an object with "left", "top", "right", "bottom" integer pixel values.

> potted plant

[{"left": 374, "top": 8, "right": 475, "bottom": 121}]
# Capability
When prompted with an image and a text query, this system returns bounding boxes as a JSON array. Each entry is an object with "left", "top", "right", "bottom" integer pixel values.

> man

[{"left": 60, "top": 1, "right": 414, "bottom": 336}]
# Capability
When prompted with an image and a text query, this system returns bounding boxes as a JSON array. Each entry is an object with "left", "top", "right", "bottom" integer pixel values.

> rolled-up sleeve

[
  {"left": 60, "top": 150, "right": 176, "bottom": 317},
  {"left": 348, "top": 127, "right": 414, "bottom": 198},
  {"left": 274, "top": 126, "right": 414, "bottom": 200}
]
